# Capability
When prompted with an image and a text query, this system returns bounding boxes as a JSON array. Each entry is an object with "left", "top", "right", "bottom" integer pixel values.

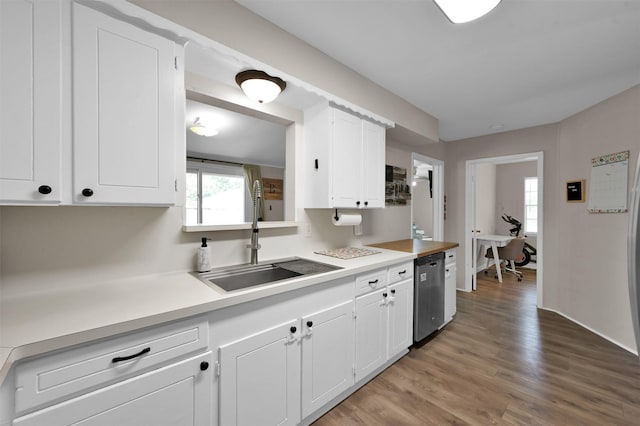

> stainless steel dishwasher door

[{"left": 414, "top": 252, "right": 445, "bottom": 342}]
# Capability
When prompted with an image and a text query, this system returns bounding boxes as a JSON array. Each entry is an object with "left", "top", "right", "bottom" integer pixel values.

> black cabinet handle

[
  {"left": 398, "top": 270, "right": 407, "bottom": 275},
  {"left": 290, "top": 326, "right": 297, "bottom": 334},
  {"left": 314, "top": 159, "right": 319, "bottom": 169},
  {"left": 200, "top": 361, "right": 209, "bottom": 371},
  {"left": 306, "top": 321, "right": 313, "bottom": 328},
  {"left": 38, "top": 185, "right": 52, "bottom": 194},
  {"left": 81, "top": 188, "right": 94, "bottom": 197},
  {"left": 112, "top": 347, "right": 150, "bottom": 363},
  {"left": 368, "top": 279, "right": 379, "bottom": 285}
]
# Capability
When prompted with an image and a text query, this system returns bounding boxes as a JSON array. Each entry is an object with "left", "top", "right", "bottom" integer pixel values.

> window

[
  {"left": 186, "top": 161, "right": 246, "bottom": 225},
  {"left": 524, "top": 177, "right": 538, "bottom": 234}
]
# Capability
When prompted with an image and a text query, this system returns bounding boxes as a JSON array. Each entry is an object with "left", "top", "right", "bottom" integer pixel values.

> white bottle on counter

[{"left": 197, "top": 237, "right": 211, "bottom": 272}]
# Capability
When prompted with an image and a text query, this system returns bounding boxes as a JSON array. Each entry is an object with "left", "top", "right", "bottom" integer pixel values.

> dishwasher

[{"left": 414, "top": 252, "right": 445, "bottom": 342}]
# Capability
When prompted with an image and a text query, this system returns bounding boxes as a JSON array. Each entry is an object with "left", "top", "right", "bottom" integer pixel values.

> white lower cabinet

[
  {"left": 444, "top": 248, "right": 457, "bottom": 324},
  {"left": 219, "top": 320, "right": 301, "bottom": 426},
  {"left": 218, "top": 299, "right": 356, "bottom": 426},
  {"left": 301, "top": 301, "right": 354, "bottom": 418},
  {"left": 12, "top": 351, "right": 212, "bottom": 426},
  {"left": 354, "top": 289, "right": 388, "bottom": 382},
  {"left": 355, "top": 276, "right": 414, "bottom": 382},
  {"left": 387, "top": 279, "right": 414, "bottom": 358}
]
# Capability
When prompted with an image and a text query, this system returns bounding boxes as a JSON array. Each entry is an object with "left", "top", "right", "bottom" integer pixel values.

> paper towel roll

[{"left": 332, "top": 212, "right": 362, "bottom": 226}]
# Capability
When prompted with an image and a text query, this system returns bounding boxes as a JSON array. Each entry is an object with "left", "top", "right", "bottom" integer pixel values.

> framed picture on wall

[{"left": 566, "top": 179, "right": 585, "bottom": 202}]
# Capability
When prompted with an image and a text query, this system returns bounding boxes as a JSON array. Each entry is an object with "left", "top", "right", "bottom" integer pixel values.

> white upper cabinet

[
  {"left": 0, "top": 0, "right": 62, "bottom": 204},
  {"left": 304, "top": 104, "right": 386, "bottom": 209},
  {"left": 73, "top": 3, "right": 178, "bottom": 205}
]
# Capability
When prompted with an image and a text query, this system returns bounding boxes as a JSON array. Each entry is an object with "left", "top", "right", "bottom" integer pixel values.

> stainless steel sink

[{"left": 195, "top": 257, "right": 342, "bottom": 292}]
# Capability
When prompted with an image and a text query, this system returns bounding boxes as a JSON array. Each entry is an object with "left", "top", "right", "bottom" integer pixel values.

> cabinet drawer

[
  {"left": 15, "top": 316, "right": 209, "bottom": 415},
  {"left": 445, "top": 249, "right": 457, "bottom": 266},
  {"left": 388, "top": 261, "right": 413, "bottom": 284},
  {"left": 355, "top": 268, "right": 388, "bottom": 296}
]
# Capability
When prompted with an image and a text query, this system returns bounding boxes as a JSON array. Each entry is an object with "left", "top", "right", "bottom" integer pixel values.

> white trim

[
  {"left": 411, "top": 153, "right": 444, "bottom": 241},
  {"left": 541, "top": 307, "right": 638, "bottom": 355},
  {"left": 183, "top": 221, "right": 299, "bottom": 232},
  {"left": 464, "top": 152, "right": 544, "bottom": 307}
]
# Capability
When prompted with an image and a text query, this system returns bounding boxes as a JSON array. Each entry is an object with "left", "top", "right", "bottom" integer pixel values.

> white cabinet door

[
  {"left": 361, "top": 120, "right": 385, "bottom": 208},
  {"left": 444, "top": 263, "right": 457, "bottom": 322},
  {"left": 387, "top": 280, "right": 414, "bottom": 359},
  {"left": 219, "top": 320, "right": 301, "bottom": 426},
  {"left": 73, "top": 3, "right": 176, "bottom": 205},
  {"left": 331, "top": 108, "right": 362, "bottom": 208},
  {"left": 354, "top": 289, "right": 387, "bottom": 382},
  {"left": 301, "top": 300, "right": 354, "bottom": 418},
  {"left": 13, "top": 352, "right": 213, "bottom": 426},
  {"left": 0, "top": 0, "right": 61, "bottom": 204}
]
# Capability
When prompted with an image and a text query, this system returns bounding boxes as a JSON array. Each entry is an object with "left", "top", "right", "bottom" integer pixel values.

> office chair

[{"left": 484, "top": 237, "right": 526, "bottom": 281}]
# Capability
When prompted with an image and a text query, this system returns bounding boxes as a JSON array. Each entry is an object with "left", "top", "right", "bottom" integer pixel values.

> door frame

[
  {"left": 411, "top": 153, "right": 444, "bottom": 241},
  {"left": 464, "top": 152, "right": 544, "bottom": 308}
]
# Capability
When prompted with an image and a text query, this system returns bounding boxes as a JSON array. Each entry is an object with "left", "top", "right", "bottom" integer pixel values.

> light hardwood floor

[{"left": 313, "top": 269, "right": 640, "bottom": 425}]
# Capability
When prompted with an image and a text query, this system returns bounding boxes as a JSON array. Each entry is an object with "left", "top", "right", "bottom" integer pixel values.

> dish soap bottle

[{"left": 197, "top": 237, "right": 211, "bottom": 272}]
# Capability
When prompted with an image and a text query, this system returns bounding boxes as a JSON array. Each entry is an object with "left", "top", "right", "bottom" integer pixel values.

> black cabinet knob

[
  {"left": 81, "top": 188, "right": 94, "bottom": 197},
  {"left": 356, "top": 201, "right": 361, "bottom": 206},
  {"left": 290, "top": 326, "right": 297, "bottom": 334},
  {"left": 391, "top": 289, "right": 396, "bottom": 294},
  {"left": 382, "top": 292, "right": 388, "bottom": 298},
  {"left": 306, "top": 321, "right": 313, "bottom": 328},
  {"left": 38, "top": 185, "right": 52, "bottom": 195},
  {"left": 200, "top": 361, "right": 209, "bottom": 371},
  {"left": 364, "top": 201, "right": 368, "bottom": 206}
]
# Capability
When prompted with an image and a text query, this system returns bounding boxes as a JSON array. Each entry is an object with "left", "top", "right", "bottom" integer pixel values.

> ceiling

[{"left": 236, "top": 0, "right": 640, "bottom": 141}]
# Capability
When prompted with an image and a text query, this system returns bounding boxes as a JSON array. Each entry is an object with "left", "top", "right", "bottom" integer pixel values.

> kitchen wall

[{"left": 445, "top": 84, "right": 640, "bottom": 352}]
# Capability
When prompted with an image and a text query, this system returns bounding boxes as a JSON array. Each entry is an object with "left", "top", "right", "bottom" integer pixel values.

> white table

[{"left": 474, "top": 234, "right": 514, "bottom": 283}]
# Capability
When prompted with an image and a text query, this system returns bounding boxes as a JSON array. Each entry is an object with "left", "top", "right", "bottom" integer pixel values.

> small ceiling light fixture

[
  {"left": 235, "top": 69, "right": 286, "bottom": 104},
  {"left": 434, "top": 0, "right": 501, "bottom": 24},
  {"left": 189, "top": 117, "right": 218, "bottom": 137}
]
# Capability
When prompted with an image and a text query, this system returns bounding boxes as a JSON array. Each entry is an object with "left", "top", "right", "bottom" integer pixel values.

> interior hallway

[{"left": 314, "top": 270, "right": 640, "bottom": 425}]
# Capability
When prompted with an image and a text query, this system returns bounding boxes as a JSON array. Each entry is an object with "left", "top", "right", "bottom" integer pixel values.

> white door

[
  {"left": 0, "top": 0, "right": 61, "bottom": 203},
  {"left": 361, "top": 120, "right": 385, "bottom": 208},
  {"left": 72, "top": 3, "right": 176, "bottom": 205},
  {"left": 354, "top": 289, "right": 388, "bottom": 382},
  {"left": 387, "top": 280, "right": 413, "bottom": 358},
  {"left": 301, "top": 300, "right": 354, "bottom": 418},
  {"left": 219, "top": 320, "right": 301, "bottom": 426},
  {"left": 13, "top": 352, "right": 213, "bottom": 426},
  {"left": 331, "top": 108, "right": 362, "bottom": 208}
]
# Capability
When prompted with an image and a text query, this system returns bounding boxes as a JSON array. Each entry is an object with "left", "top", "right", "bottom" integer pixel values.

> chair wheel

[
  {"left": 518, "top": 277, "right": 522, "bottom": 282},
  {"left": 484, "top": 270, "right": 488, "bottom": 275}
]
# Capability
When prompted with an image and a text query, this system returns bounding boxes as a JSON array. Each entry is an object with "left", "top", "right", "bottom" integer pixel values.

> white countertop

[{"left": 0, "top": 248, "right": 415, "bottom": 384}]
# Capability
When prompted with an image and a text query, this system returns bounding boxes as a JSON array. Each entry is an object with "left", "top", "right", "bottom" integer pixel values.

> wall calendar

[{"left": 587, "top": 150, "right": 629, "bottom": 213}]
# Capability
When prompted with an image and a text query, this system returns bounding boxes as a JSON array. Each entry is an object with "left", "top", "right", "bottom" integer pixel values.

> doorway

[
  {"left": 411, "top": 153, "right": 444, "bottom": 241},
  {"left": 464, "top": 152, "right": 544, "bottom": 308}
]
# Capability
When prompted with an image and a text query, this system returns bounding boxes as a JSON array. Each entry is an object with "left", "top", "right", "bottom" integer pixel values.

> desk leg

[{"left": 491, "top": 242, "right": 503, "bottom": 283}]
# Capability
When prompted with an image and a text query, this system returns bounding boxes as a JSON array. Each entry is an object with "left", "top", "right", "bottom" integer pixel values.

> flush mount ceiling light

[
  {"left": 434, "top": 0, "right": 501, "bottom": 24},
  {"left": 189, "top": 117, "right": 218, "bottom": 137},
  {"left": 235, "top": 70, "right": 286, "bottom": 104}
]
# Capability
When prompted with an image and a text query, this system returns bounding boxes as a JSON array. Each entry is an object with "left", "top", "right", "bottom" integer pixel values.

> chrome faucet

[{"left": 247, "top": 179, "right": 262, "bottom": 264}]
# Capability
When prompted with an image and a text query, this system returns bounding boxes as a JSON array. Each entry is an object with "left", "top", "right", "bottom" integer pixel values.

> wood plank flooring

[{"left": 313, "top": 269, "right": 640, "bottom": 425}]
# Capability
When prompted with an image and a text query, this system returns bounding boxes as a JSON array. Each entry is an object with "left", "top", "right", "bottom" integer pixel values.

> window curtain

[{"left": 242, "top": 164, "right": 264, "bottom": 220}]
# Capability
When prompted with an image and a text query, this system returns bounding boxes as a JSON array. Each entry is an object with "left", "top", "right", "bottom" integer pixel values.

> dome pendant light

[
  {"left": 434, "top": 0, "right": 501, "bottom": 24},
  {"left": 235, "top": 70, "right": 286, "bottom": 104}
]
